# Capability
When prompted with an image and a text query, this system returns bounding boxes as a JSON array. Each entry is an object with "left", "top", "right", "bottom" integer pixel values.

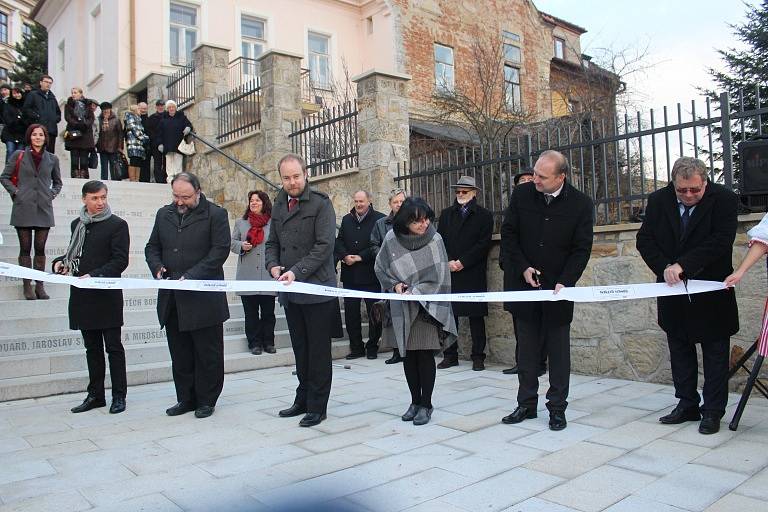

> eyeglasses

[
  {"left": 455, "top": 190, "right": 473, "bottom": 195},
  {"left": 675, "top": 187, "right": 702, "bottom": 194}
]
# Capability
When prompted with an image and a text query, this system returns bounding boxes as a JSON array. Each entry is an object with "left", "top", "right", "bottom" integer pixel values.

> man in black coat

[
  {"left": 436, "top": 176, "right": 493, "bottom": 371},
  {"left": 22, "top": 75, "right": 61, "bottom": 153},
  {"left": 500, "top": 150, "right": 593, "bottom": 431},
  {"left": 145, "top": 172, "right": 231, "bottom": 419},
  {"left": 637, "top": 157, "right": 738, "bottom": 435},
  {"left": 335, "top": 190, "right": 386, "bottom": 360},
  {"left": 53, "top": 180, "right": 129, "bottom": 414},
  {"left": 266, "top": 154, "right": 337, "bottom": 428},
  {"left": 145, "top": 100, "right": 166, "bottom": 183}
]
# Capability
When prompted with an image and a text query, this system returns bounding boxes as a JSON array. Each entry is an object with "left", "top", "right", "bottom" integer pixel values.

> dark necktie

[
  {"left": 288, "top": 198, "right": 298, "bottom": 212},
  {"left": 681, "top": 205, "right": 691, "bottom": 233},
  {"left": 544, "top": 194, "right": 554, "bottom": 205},
  {"left": 460, "top": 205, "right": 469, "bottom": 218}
]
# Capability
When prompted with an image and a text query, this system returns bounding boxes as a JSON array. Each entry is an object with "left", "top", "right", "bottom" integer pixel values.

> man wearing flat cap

[{"left": 436, "top": 176, "right": 494, "bottom": 370}]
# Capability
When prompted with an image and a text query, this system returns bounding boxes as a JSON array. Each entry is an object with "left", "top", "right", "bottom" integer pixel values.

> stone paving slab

[{"left": 1, "top": 360, "right": 768, "bottom": 511}]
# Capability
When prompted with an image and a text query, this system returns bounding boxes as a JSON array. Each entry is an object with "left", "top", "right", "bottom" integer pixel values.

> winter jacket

[
  {"left": 63, "top": 98, "right": 95, "bottom": 151},
  {"left": 96, "top": 113, "right": 123, "bottom": 154},
  {"left": 22, "top": 88, "right": 61, "bottom": 136},
  {"left": 123, "top": 112, "right": 149, "bottom": 159}
]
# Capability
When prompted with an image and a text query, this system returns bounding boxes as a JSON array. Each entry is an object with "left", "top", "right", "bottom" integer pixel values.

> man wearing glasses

[
  {"left": 22, "top": 75, "right": 61, "bottom": 153},
  {"left": 436, "top": 176, "right": 493, "bottom": 370},
  {"left": 637, "top": 156, "right": 738, "bottom": 435}
]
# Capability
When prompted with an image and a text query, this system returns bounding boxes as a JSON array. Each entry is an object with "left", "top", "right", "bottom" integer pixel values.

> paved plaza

[{"left": 1, "top": 357, "right": 768, "bottom": 512}]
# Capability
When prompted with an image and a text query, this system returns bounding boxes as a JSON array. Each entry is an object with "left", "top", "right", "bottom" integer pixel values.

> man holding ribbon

[
  {"left": 637, "top": 156, "right": 738, "bottom": 435},
  {"left": 145, "top": 172, "right": 231, "bottom": 419},
  {"left": 500, "top": 150, "right": 593, "bottom": 431},
  {"left": 266, "top": 153, "right": 337, "bottom": 428}
]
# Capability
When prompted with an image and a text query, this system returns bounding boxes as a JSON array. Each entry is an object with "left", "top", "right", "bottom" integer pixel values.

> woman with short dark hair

[
  {"left": 231, "top": 190, "right": 277, "bottom": 355},
  {"left": 0, "top": 123, "right": 63, "bottom": 299},
  {"left": 2, "top": 87, "right": 26, "bottom": 162},
  {"left": 375, "top": 197, "right": 457, "bottom": 425}
]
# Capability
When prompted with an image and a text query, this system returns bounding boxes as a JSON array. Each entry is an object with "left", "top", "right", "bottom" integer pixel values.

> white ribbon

[{"left": 0, "top": 262, "right": 726, "bottom": 303}]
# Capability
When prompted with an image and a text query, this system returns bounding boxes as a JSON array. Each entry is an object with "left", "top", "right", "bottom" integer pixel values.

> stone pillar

[
  {"left": 190, "top": 43, "right": 231, "bottom": 141},
  {"left": 352, "top": 70, "right": 411, "bottom": 210},
  {"left": 255, "top": 49, "right": 303, "bottom": 184}
]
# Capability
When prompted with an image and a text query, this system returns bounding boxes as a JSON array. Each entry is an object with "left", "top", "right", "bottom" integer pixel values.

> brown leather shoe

[
  {"left": 437, "top": 357, "right": 459, "bottom": 369},
  {"left": 34, "top": 281, "right": 49, "bottom": 300}
]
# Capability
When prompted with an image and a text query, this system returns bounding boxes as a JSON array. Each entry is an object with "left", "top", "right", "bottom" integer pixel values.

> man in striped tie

[{"left": 637, "top": 156, "right": 739, "bottom": 435}]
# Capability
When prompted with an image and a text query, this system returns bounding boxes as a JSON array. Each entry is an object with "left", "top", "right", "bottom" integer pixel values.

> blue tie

[{"left": 681, "top": 205, "right": 691, "bottom": 234}]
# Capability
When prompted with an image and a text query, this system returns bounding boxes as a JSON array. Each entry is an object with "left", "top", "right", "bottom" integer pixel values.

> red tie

[{"left": 288, "top": 198, "right": 298, "bottom": 212}]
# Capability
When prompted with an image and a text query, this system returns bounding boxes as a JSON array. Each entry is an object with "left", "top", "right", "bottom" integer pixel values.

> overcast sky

[{"left": 534, "top": 0, "right": 760, "bottom": 115}]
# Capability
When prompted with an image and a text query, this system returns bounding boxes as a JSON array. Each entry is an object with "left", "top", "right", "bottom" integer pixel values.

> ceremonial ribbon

[{"left": 0, "top": 262, "right": 726, "bottom": 304}]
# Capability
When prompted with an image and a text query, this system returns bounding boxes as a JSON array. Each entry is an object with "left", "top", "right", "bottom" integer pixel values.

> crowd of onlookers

[{"left": 0, "top": 74, "right": 194, "bottom": 184}]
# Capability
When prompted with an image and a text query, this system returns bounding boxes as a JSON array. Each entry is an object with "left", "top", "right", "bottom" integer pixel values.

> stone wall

[{"left": 471, "top": 214, "right": 767, "bottom": 392}]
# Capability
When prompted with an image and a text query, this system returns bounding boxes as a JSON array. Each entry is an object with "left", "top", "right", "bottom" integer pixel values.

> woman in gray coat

[
  {"left": 0, "top": 123, "right": 63, "bottom": 300},
  {"left": 231, "top": 190, "right": 277, "bottom": 355}
]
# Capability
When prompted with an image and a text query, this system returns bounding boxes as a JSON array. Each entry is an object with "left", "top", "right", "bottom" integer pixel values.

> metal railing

[
  {"left": 300, "top": 68, "right": 337, "bottom": 108},
  {"left": 216, "top": 80, "right": 261, "bottom": 143},
  {"left": 166, "top": 63, "right": 195, "bottom": 109},
  {"left": 289, "top": 100, "right": 359, "bottom": 176},
  {"left": 228, "top": 57, "right": 260, "bottom": 90},
  {"left": 396, "top": 88, "right": 768, "bottom": 229}
]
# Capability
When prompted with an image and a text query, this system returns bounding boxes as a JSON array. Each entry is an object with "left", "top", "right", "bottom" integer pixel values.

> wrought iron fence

[
  {"left": 228, "top": 57, "right": 260, "bottom": 90},
  {"left": 166, "top": 63, "right": 195, "bottom": 109},
  {"left": 289, "top": 100, "right": 359, "bottom": 175},
  {"left": 216, "top": 80, "right": 261, "bottom": 143},
  {"left": 396, "top": 88, "right": 768, "bottom": 229}
]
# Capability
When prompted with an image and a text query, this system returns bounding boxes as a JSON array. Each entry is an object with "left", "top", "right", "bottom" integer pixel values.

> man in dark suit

[
  {"left": 335, "top": 190, "right": 385, "bottom": 360},
  {"left": 266, "top": 153, "right": 337, "bottom": 427},
  {"left": 436, "top": 176, "right": 493, "bottom": 371},
  {"left": 145, "top": 172, "right": 231, "bottom": 419},
  {"left": 54, "top": 180, "right": 129, "bottom": 414},
  {"left": 22, "top": 75, "right": 60, "bottom": 153},
  {"left": 145, "top": 100, "right": 166, "bottom": 183},
  {"left": 637, "top": 156, "right": 738, "bottom": 435},
  {"left": 500, "top": 150, "right": 593, "bottom": 431}
]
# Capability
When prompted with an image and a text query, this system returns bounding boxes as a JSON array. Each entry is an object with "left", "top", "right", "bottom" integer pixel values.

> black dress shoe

[
  {"left": 472, "top": 359, "right": 485, "bottom": 371},
  {"left": 278, "top": 403, "right": 307, "bottom": 417},
  {"left": 345, "top": 352, "right": 365, "bottom": 360},
  {"left": 659, "top": 405, "right": 701, "bottom": 424},
  {"left": 501, "top": 406, "right": 537, "bottom": 424},
  {"left": 109, "top": 397, "right": 126, "bottom": 414},
  {"left": 71, "top": 395, "right": 106, "bottom": 414},
  {"left": 251, "top": 346, "right": 263, "bottom": 355},
  {"left": 502, "top": 366, "right": 519, "bottom": 375},
  {"left": 385, "top": 352, "right": 404, "bottom": 364},
  {"left": 299, "top": 412, "right": 326, "bottom": 427},
  {"left": 366, "top": 348, "right": 378, "bottom": 360},
  {"left": 413, "top": 406, "right": 433, "bottom": 426},
  {"left": 549, "top": 410, "right": 567, "bottom": 431},
  {"left": 264, "top": 345, "right": 276, "bottom": 354},
  {"left": 699, "top": 413, "right": 721, "bottom": 435},
  {"left": 166, "top": 402, "right": 196, "bottom": 416},
  {"left": 401, "top": 404, "right": 420, "bottom": 421},
  {"left": 195, "top": 405, "right": 215, "bottom": 418},
  {"left": 437, "top": 357, "right": 459, "bottom": 369}
]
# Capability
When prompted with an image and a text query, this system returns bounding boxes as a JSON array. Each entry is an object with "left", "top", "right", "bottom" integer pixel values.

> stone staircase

[{"left": 0, "top": 179, "right": 358, "bottom": 401}]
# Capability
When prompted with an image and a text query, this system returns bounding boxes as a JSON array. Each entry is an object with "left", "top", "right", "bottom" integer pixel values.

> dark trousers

[
  {"left": 403, "top": 349, "right": 437, "bottom": 408},
  {"left": 99, "top": 152, "right": 120, "bottom": 180},
  {"left": 139, "top": 153, "right": 151, "bottom": 182},
  {"left": 46, "top": 137, "right": 55, "bottom": 154},
  {"left": 516, "top": 317, "right": 571, "bottom": 412},
  {"left": 667, "top": 334, "right": 729, "bottom": 417},
  {"left": 81, "top": 327, "right": 126, "bottom": 399},
  {"left": 343, "top": 283, "right": 382, "bottom": 354},
  {"left": 152, "top": 148, "right": 166, "bottom": 184},
  {"left": 241, "top": 294, "right": 276, "bottom": 349},
  {"left": 164, "top": 299, "right": 225, "bottom": 407},
  {"left": 444, "top": 315, "right": 487, "bottom": 360},
  {"left": 284, "top": 300, "right": 334, "bottom": 414},
  {"left": 513, "top": 316, "right": 547, "bottom": 370}
]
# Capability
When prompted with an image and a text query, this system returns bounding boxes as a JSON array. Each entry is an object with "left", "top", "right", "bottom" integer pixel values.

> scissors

[{"left": 680, "top": 273, "right": 692, "bottom": 302}]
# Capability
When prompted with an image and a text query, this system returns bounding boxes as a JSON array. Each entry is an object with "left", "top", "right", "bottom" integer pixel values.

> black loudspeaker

[{"left": 739, "top": 139, "right": 768, "bottom": 195}]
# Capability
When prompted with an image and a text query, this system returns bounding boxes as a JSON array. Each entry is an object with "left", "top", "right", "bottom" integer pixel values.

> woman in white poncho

[{"left": 725, "top": 214, "right": 768, "bottom": 286}]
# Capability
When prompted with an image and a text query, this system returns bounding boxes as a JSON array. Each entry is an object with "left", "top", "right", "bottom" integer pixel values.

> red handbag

[{"left": 9, "top": 151, "right": 23, "bottom": 187}]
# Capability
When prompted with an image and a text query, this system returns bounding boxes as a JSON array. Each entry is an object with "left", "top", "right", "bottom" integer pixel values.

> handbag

[
  {"left": 88, "top": 150, "right": 98, "bottom": 169},
  {"left": 369, "top": 300, "right": 392, "bottom": 328},
  {"left": 9, "top": 150, "right": 23, "bottom": 187},
  {"left": 63, "top": 129, "right": 83, "bottom": 141},
  {"left": 117, "top": 152, "right": 129, "bottom": 180},
  {"left": 177, "top": 138, "right": 196, "bottom": 156}
]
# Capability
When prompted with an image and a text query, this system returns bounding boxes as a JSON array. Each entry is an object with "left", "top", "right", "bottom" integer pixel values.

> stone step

[{"left": 0, "top": 341, "right": 364, "bottom": 402}]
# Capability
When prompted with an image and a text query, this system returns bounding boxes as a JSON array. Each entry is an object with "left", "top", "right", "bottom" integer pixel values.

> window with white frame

[
  {"left": 0, "top": 12, "right": 8, "bottom": 44},
  {"left": 170, "top": 2, "right": 198, "bottom": 65},
  {"left": 22, "top": 23, "right": 32, "bottom": 41},
  {"left": 89, "top": 5, "right": 102, "bottom": 78},
  {"left": 504, "top": 64, "right": 521, "bottom": 111},
  {"left": 241, "top": 15, "right": 265, "bottom": 81},
  {"left": 503, "top": 30, "right": 521, "bottom": 64},
  {"left": 554, "top": 37, "right": 565, "bottom": 59},
  {"left": 0, "top": 67, "right": 7, "bottom": 81},
  {"left": 58, "top": 39, "right": 65, "bottom": 71},
  {"left": 308, "top": 32, "right": 331, "bottom": 89},
  {"left": 434, "top": 43, "right": 454, "bottom": 92}
]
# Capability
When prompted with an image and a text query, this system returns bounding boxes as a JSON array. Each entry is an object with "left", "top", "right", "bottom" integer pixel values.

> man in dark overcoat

[
  {"left": 145, "top": 172, "right": 230, "bottom": 419},
  {"left": 335, "top": 190, "right": 385, "bottom": 360},
  {"left": 54, "top": 180, "right": 129, "bottom": 414},
  {"left": 22, "top": 75, "right": 60, "bottom": 153},
  {"left": 145, "top": 100, "right": 166, "bottom": 183},
  {"left": 500, "top": 150, "right": 593, "bottom": 431},
  {"left": 436, "top": 176, "right": 493, "bottom": 371},
  {"left": 637, "top": 156, "right": 738, "bottom": 435},
  {"left": 266, "top": 153, "right": 337, "bottom": 428}
]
